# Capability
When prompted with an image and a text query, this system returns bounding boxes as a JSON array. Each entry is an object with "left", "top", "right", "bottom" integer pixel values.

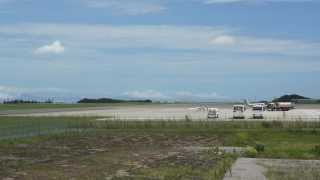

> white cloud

[
  {"left": 34, "top": 41, "right": 65, "bottom": 55},
  {"left": 1, "top": 23, "right": 320, "bottom": 56},
  {"left": 204, "top": 0, "right": 242, "bottom": 4},
  {"left": 123, "top": 90, "right": 226, "bottom": 101},
  {"left": 0, "top": 85, "right": 18, "bottom": 92},
  {"left": 204, "top": 0, "right": 313, "bottom": 4},
  {"left": 0, "top": 85, "right": 70, "bottom": 101},
  {"left": 0, "top": 92, "right": 12, "bottom": 100},
  {"left": 210, "top": 35, "right": 235, "bottom": 46},
  {"left": 175, "top": 91, "right": 226, "bottom": 100},
  {"left": 84, "top": 0, "right": 166, "bottom": 15},
  {"left": 0, "top": 0, "right": 32, "bottom": 5},
  {"left": 0, "top": 0, "right": 13, "bottom": 4},
  {"left": 123, "top": 90, "right": 168, "bottom": 99},
  {"left": 0, "top": 86, "right": 16, "bottom": 100}
]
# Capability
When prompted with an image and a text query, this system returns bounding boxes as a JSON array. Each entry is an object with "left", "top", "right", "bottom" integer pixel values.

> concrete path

[
  {"left": 224, "top": 158, "right": 267, "bottom": 180},
  {"left": 224, "top": 158, "right": 320, "bottom": 180}
]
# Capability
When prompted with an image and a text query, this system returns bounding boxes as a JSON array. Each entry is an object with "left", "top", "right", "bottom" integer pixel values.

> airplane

[
  {"left": 244, "top": 99, "right": 267, "bottom": 109},
  {"left": 188, "top": 106, "right": 208, "bottom": 111}
]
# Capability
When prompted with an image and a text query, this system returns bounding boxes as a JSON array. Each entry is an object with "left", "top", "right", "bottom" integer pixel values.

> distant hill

[
  {"left": 273, "top": 94, "right": 310, "bottom": 102},
  {"left": 77, "top": 98, "right": 152, "bottom": 104}
]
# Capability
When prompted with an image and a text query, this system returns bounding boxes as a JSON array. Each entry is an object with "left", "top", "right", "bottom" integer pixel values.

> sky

[{"left": 0, "top": 0, "right": 320, "bottom": 102}]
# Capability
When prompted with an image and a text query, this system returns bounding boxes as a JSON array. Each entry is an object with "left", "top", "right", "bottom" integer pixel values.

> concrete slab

[
  {"left": 224, "top": 158, "right": 320, "bottom": 180},
  {"left": 224, "top": 158, "right": 267, "bottom": 180}
]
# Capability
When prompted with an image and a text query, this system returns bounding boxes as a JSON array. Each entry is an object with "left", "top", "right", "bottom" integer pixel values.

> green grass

[
  {"left": 0, "top": 102, "right": 151, "bottom": 111},
  {"left": 0, "top": 116, "right": 95, "bottom": 139},
  {"left": 1, "top": 117, "right": 320, "bottom": 159},
  {"left": 0, "top": 131, "right": 235, "bottom": 179},
  {"left": 0, "top": 103, "right": 100, "bottom": 111},
  {"left": 1, "top": 117, "right": 320, "bottom": 179}
]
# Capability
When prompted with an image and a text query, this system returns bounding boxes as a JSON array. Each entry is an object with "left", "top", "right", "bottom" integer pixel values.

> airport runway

[{"left": 2, "top": 103, "right": 320, "bottom": 121}]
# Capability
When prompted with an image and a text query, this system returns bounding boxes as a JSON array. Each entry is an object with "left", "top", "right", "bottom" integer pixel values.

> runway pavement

[{"left": 2, "top": 103, "right": 320, "bottom": 121}]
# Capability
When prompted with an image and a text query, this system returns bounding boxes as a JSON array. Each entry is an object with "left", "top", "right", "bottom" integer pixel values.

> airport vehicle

[
  {"left": 244, "top": 99, "right": 267, "bottom": 110},
  {"left": 267, "top": 102, "right": 295, "bottom": 111},
  {"left": 252, "top": 104, "right": 265, "bottom": 119},
  {"left": 207, "top": 108, "right": 219, "bottom": 119},
  {"left": 233, "top": 105, "right": 246, "bottom": 119},
  {"left": 267, "top": 103, "right": 276, "bottom": 111}
]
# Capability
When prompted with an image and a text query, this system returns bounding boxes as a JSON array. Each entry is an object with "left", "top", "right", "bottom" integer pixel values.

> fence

[
  {"left": 1, "top": 116, "right": 320, "bottom": 140},
  {"left": 0, "top": 117, "right": 93, "bottom": 140}
]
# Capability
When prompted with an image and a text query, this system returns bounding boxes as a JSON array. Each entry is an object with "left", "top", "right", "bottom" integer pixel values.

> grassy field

[
  {"left": 1, "top": 117, "right": 320, "bottom": 179},
  {"left": 0, "top": 116, "right": 95, "bottom": 139},
  {"left": 0, "top": 131, "right": 235, "bottom": 179},
  {"left": 0, "top": 103, "right": 152, "bottom": 111},
  {"left": 0, "top": 103, "right": 101, "bottom": 111}
]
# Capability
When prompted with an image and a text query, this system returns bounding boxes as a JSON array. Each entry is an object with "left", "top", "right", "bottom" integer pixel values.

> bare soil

[{"left": 0, "top": 133, "right": 228, "bottom": 180}]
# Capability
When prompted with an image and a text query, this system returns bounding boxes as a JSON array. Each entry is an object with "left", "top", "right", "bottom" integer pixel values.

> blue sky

[{"left": 0, "top": 0, "right": 320, "bottom": 101}]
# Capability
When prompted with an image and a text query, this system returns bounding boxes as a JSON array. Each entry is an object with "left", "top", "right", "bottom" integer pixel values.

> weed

[
  {"left": 313, "top": 145, "right": 320, "bottom": 155},
  {"left": 255, "top": 143, "right": 265, "bottom": 152},
  {"left": 245, "top": 146, "right": 258, "bottom": 158}
]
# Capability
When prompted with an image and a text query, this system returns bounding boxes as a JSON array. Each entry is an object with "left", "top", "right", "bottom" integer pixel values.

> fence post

[{"left": 37, "top": 118, "right": 41, "bottom": 136}]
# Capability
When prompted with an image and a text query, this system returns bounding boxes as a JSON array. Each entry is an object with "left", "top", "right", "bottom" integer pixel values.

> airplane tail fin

[{"left": 244, "top": 99, "right": 251, "bottom": 106}]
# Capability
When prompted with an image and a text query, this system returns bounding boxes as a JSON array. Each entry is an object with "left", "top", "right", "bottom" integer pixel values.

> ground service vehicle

[
  {"left": 207, "top": 108, "right": 219, "bottom": 119},
  {"left": 267, "top": 102, "right": 295, "bottom": 111},
  {"left": 252, "top": 105, "right": 265, "bottom": 119},
  {"left": 233, "top": 105, "right": 246, "bottom": 119}
]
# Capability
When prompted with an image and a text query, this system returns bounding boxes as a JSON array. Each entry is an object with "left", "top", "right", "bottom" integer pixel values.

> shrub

[
  {"left": 244, "top": 146, "right": 258, "bottom": 158},
  {"left": 262, "top": 121, "right": 284, "bottom": 128},
  {"left": 184, "top": 115, "right": 192, "bottom": 122},
  {"left": 261, "top": 121, "right": 271, "bottom": 128},
  {"left": 272, "top": 121, "right": 284, "bottom": 128},
  {"left": 313, "top": 145, "right": 320, "bottom": 155},
  {"left": 255, "top": 143, "right": 265, "bottom": 152}
]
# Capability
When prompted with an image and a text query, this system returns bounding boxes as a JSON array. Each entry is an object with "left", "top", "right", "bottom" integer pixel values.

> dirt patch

[{"left": 0, "top": 133, "right": 227, "bottom": 180}]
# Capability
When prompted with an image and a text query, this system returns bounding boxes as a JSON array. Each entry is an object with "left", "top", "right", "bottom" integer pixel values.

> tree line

[
  {"left": 78, "top": 98, "right": 152, "bottom": 103},
  {"left": 2, "top": 99, "right": 54, "bottom": 104}
]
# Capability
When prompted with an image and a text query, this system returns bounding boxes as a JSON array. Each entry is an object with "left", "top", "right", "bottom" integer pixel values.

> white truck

[
  {"left": 252, "top": 104, "right": 265, "bottom": 119},
  {"left": 233, "top": 105, "right": 246, "bottom": 119},
  {"left": 207, "top": 108, "right": 219, "bottom": 119},
  {"left": 267, "top": 102, "right": 295, "bottom": 111}
]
